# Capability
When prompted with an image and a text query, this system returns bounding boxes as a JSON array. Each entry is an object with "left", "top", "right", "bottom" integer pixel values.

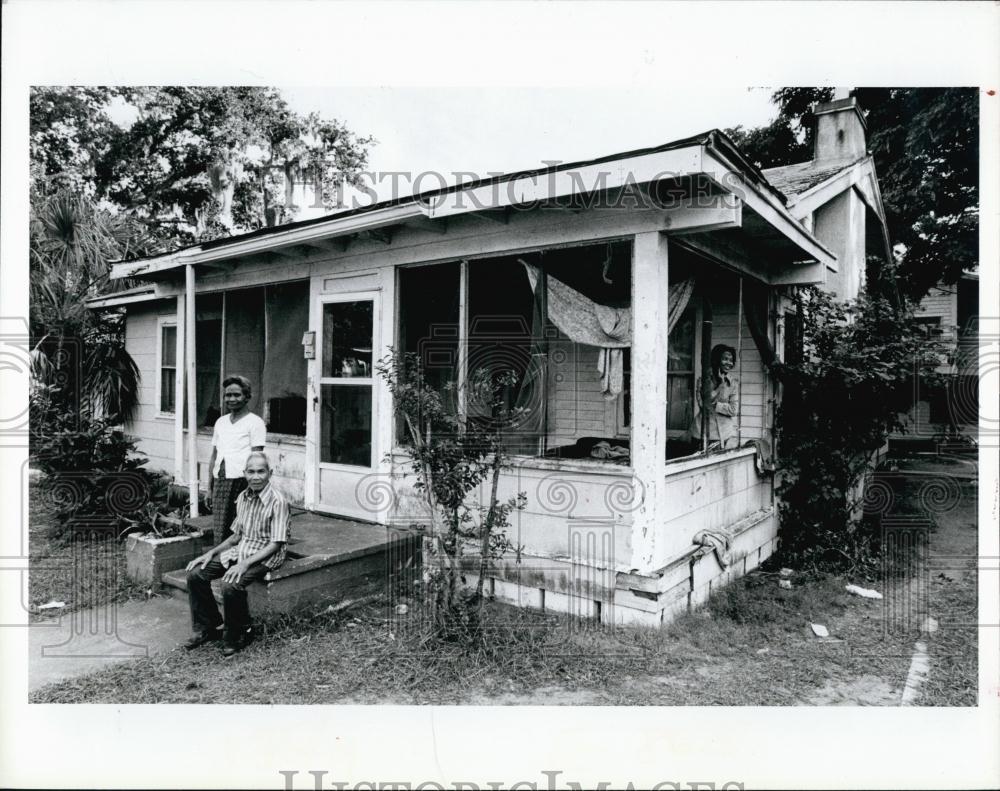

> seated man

[{"left": 183, "top": 451, "right": 290, "bottom": 657}]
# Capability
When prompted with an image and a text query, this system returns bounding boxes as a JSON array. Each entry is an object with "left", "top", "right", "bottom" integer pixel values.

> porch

[{"left": 159, "top": 510, "right": 421, "bottom": 614}]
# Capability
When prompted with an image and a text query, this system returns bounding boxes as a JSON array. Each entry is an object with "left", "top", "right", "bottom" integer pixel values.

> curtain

[
  {"left": 742, "top": 279, "right": 776, "bottom": 368},
  {"left": 521, "top": 260, "right": 695, "bottom": 399}
]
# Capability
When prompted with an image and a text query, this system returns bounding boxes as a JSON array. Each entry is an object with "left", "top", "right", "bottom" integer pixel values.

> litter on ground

[
  {"left": 845, "top": 584, "right": 883, "bottom": 599},
  {"left": 810, "top": 623, "right": 830, "bottom": 638}
]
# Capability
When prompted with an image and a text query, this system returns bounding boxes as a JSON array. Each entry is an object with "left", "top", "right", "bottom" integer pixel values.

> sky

[{"left": 281, "top": 85, "right": 781, "bottom": 210}]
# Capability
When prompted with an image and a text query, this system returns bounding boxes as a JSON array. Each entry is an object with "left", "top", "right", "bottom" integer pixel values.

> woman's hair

[
  {"left": 710, "top": 344, "right": 737, "bottom": 382},
  {"left": 222, "top": 375, "right": 252, "bottom": 399}
]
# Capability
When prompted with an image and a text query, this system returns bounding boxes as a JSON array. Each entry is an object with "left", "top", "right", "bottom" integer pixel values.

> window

[
  {"left": 222, "top": 281, "right": 309, "bottom": 436},
  {"left": 159, "top": 324, "right": 177, "bottom": 413},
  {"left": 666, "top": 301, "right": 696, "bottom": 434},
  {"left": 915, "top": 316, "right": 944, "bottom": 339},
  {"left": 783, "top": 310, "right": 804, "bottom": 365},
  {"left": 395, "top": 240, "right": 634, "bottom": 462},
  {"left": 157, "top": 308, "right": 222, "bottom": 426},
  {"left": 160, "top": 282, "right": 309, "bottom": 436}
]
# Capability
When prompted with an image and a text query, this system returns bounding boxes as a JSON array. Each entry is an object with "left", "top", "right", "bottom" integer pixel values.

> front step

[
  {"left": 159, "top": 528, "right": 421, "bottom": 616},
  {"left": 161, "top": 568, "right": 224, "bottom": 604}
]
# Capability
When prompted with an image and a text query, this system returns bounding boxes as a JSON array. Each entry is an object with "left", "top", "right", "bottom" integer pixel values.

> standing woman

[
  {"left": 707, "top": 344, "right": 739, "bottom": 449},
  {"left": 207, "top": 376, "right": 266, "bottom": 544}
]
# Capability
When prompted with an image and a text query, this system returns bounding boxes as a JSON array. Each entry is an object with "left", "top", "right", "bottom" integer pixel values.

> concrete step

[
  {"left": 159, "top": 530, "right": 421, "bottom": 615},
  {"left": 161, "top": 568, "right": 224, "bottom": 604}
]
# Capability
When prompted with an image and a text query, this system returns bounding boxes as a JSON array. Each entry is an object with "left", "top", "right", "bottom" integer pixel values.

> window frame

[
  {"left": 665, "top": 300, "right": 701, "bottom": 440},
  {"left": 156, "top": 316, "right": 178, "bottom": 417},
  {"left": 316, "top": 291, "right": 379, "bottom": 471}
]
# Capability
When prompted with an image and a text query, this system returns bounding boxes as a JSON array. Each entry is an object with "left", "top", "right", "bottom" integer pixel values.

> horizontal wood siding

[
  {"left": 545, "top": 330, "right": 621, "bottom": 448},
  {"left": 657, "top": 451, "right": 770, "bottom": 567}
]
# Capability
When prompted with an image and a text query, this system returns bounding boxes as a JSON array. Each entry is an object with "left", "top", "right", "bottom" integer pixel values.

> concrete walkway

[{"left": 29, "top": 596, "right": 191, "bottom": 692}]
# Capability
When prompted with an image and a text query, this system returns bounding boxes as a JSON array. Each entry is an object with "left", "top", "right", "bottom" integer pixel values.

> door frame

[{"left": 309, "top": 288, "right": 381, "bottom": 516}]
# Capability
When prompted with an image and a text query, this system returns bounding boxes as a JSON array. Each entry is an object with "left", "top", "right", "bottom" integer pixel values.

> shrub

[
  {"left": 773, "top": 279, "right": 945, "bottom": 572},
  {"left": 30, "top": 382, "right": 157, "bottom": 536}
]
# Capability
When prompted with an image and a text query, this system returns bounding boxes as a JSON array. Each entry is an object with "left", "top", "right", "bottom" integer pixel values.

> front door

[{"left": 314, "top": 291, "right": 379, "bottom": 520}]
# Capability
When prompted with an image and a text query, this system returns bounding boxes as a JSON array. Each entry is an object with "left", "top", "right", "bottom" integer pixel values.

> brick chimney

[{"left": 813, "top": 95, "right": 868, "bottom": 162}]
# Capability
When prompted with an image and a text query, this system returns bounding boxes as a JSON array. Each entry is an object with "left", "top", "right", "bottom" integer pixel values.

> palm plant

[{"left": 30, "top": 189, "right": 155, "bottom": 423}]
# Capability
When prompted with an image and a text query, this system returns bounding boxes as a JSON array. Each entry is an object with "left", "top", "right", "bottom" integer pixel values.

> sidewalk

[{"left": 28, "top": 596, "right": 191, "bottom": 692}]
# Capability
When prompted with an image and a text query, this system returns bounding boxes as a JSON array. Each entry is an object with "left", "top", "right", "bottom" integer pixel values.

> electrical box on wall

[{"left": 302, "top": 331, "right": 316, "bottom": 359}]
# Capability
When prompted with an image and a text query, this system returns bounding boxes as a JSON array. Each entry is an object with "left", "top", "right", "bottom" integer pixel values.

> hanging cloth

[
  {"left": 520, "top": 260, "right": 695, "bottom": 399},
  {"left": 742, "top": 279, "right": 776, "bottom": 368}
]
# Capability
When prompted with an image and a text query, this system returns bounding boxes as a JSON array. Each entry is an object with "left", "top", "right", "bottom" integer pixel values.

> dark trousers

[
  {"left": 187, "top": 559, "right": 269, "bottom": 643},
  {"left": 213, "top": 461, "right": 247, "bottom": 544}
]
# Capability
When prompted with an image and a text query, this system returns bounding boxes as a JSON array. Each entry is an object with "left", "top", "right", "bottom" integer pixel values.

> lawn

[
  {"left": 28, "top": 458, "right": 977, "bottom": 705},
  {"left": 28, "top": 479, "right": 145, "bottom": 621}
]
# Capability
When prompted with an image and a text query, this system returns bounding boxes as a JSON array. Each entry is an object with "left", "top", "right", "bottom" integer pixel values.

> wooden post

[
  {"left": 630, "top": 231, "right": 670, "bottom": 571},
  {"left": 736, "top": 275, "right": 744, "bottom": 445},
  {"left": 457, "top": 258, "right": 469, "bottom": 425},
  {"left": 174, "top": 294, "right": 185, "bottom": 485},
  {"left": 185, "top": 264, "right": 199, "bottom": 517},
  {"left": 700, "top": 286, "right": 713, "bottom": 452}
]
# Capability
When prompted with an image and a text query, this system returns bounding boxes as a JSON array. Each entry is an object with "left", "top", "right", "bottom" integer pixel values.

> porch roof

[{"left": 109, "top": 129, "right": 837, "bottom": 282}]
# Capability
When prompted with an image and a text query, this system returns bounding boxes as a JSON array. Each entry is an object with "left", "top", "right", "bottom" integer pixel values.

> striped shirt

[{"left": 219, "top": 483, "right": 290, "bottom": 570}]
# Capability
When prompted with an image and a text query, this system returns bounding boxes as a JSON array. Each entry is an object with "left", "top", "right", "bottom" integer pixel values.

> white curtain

[{"left": 520, "top": 260, "right": 695, "bottom": 399}]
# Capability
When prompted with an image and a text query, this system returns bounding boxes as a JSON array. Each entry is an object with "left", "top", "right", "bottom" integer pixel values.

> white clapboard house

[{"left": 88, "top": 97, "right": 890, "bottom": 624}]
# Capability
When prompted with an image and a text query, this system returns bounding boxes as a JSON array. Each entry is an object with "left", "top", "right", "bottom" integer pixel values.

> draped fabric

[
  {"left": 520, "top": 260, "right": 695, "bottom": 399},
  {"left": 741, "top": 279, "right": 776, "bottom": 368}
]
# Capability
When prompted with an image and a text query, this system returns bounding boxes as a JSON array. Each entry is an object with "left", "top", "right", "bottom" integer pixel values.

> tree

[
  {"left": 30, "top": 189, "right": 158, "bottom": 422},
  {"left": 377, "top": 351, "right": 525, "bottom": 640},
  {"left": 727, "top": 88, "right": 978, "bottom": 301},
  {"left": 30, "top": 87, "right": 376, "bottom": 248}
]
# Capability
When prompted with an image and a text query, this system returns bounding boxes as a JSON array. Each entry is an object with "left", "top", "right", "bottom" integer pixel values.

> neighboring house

[
  {"left": 88, "top": 97, "right": 890, "bottom": 626},
  {"left": 893, "top": 271, "right": 980, "bottom": 441}
]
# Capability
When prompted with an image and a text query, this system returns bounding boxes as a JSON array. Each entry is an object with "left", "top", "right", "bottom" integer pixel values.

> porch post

[
  {"left": 185, "top": 264, "right": 199, "bottom": 517},
  {"left": 174, "top": 294, "right": 185, "bottom": 485},
  {"left": 630, "top": 231, "right": 670, "bottom": 571}
]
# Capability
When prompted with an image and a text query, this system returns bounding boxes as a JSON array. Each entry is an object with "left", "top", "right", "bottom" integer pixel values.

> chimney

[{"left": 813, "top": 95, "right": 867, "bottom": 162}]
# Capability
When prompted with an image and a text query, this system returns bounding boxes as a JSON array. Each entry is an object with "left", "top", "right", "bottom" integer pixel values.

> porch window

[
  {"left": 221, "top": 281, "right": 309, "bottom": 436},
  {"left": 395, "top": 240, "right": 636, "bottom": 463}
]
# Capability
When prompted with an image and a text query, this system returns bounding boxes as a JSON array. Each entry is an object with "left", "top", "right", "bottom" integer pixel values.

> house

[
  {"left": 892, "top": 271, "right": 980, "bottom": 444},
  {"left": 88, "top": 97, "right": 890, "bottom": 626}
]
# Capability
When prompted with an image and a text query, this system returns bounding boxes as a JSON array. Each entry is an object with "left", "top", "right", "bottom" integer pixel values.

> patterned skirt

[{"left": 213, "top": 460, "right": 247, "bottom": 544}]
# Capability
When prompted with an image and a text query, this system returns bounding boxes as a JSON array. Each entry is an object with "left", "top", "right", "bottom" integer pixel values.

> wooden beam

[
  {"left": 477, "top": 207, "right": 511, "bottom": 225},
  {"left": 184, "top": 264, "right": 199, "bottom": 517},
  {"left": 404, "top": 216, "right": 447, "bottom": 235},
  {"left": 272, "top": 244, "right": 307, "bottom": 259},
  {"left": 630, "top": 230, "right": 670, "bottom": 569},
  {"left": 366, "top": 228, "right": 393, "bottom": 246},
  {"left": 199, "top": 260, "right": 237, "bottom": 273},
  {"left": 304, "top": 238, "right": 346, "bottom": 254},
  {"left": 174, "top": 294, "right": 185, "bottom": 486}
]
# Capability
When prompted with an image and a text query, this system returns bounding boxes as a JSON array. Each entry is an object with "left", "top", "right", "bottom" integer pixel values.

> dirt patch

[{"left": 805, "top": 675, "right": 900, "bottom": 705}]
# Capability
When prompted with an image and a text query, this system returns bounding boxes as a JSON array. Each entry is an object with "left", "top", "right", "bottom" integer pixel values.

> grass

[
  {"left": 28, "top": 479, "right": 145, "bottom": 621},
  {"left": 28, "top": 456, "right": 977, "bottom": 705},
  {"left": 29, "top": 566, "right": 916, "bottom": 705}
]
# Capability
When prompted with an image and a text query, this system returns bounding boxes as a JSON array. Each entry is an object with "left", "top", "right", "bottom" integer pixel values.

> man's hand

[
  {"left": 186, "top": 551, "right": 213, "bottom": 572},
  {"left": 223, "top": 561, "right": 250, "bottom": 585}
]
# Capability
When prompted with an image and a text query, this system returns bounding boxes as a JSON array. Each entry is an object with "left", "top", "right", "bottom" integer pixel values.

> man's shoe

[
  {"left": 183, "top": 629, "right": 222, "bottom": 650},
  {"left": 222, "top": 626, "right": 254, "bottom": 658}
]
